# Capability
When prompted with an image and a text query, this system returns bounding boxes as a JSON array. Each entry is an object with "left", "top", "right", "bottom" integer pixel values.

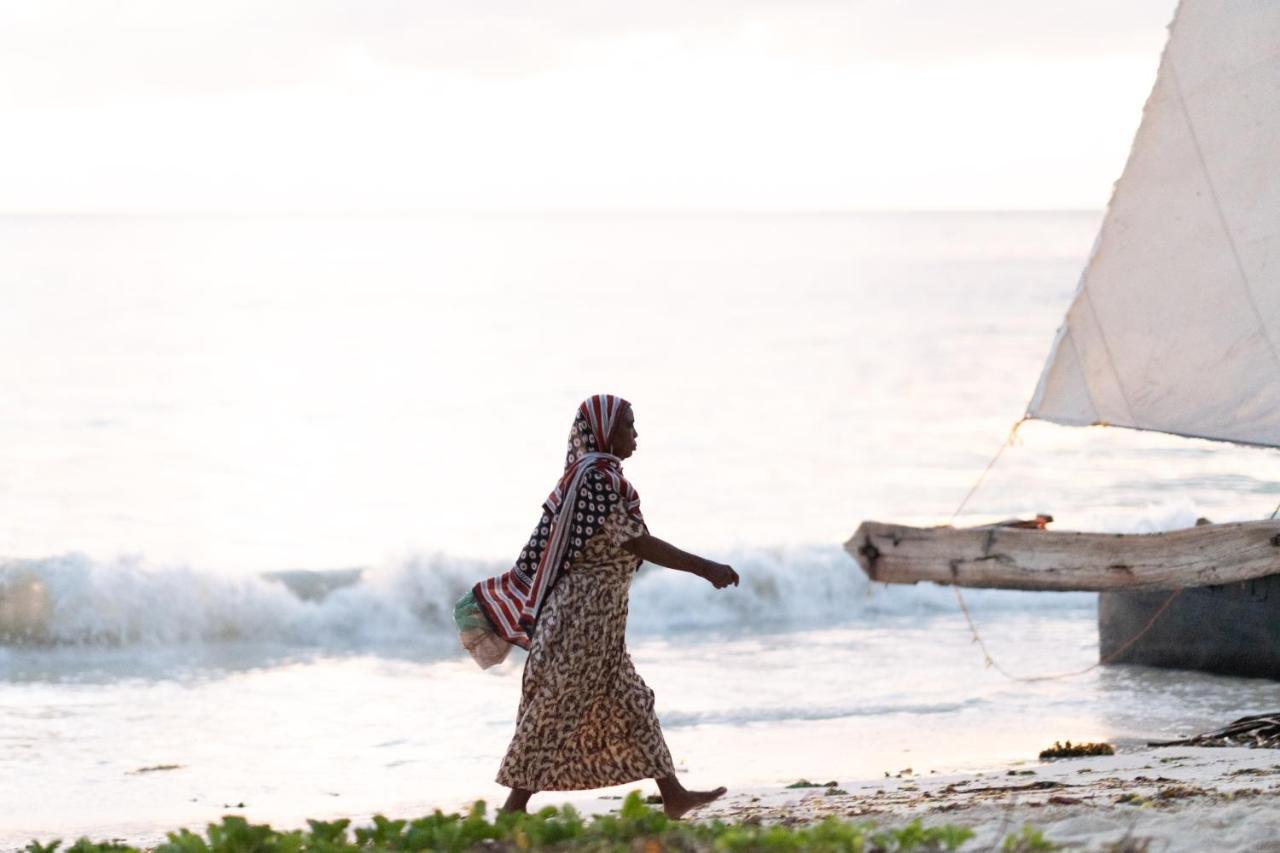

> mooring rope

[
  {"left": 948, "top": 418, "right": 1027, "bottom": 524},
  {"left": 947, "top": 418, "right": 1184, "bottom": 682},
  {"left": 951, "top": 584, "right": 1182, "bottom": 683}
]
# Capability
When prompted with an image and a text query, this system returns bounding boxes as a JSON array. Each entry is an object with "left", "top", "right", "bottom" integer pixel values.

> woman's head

[
  {"left": 609, "top": 406, "right": 638, "bottom": 460},
  {"left": 565, "top": 394, "right": 636, "bottom": 466}
]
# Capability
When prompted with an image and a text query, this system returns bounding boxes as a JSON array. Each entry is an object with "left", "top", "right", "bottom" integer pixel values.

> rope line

[
  {"left": 949, "top": 418, "right": 1027, "bottom": 524},
  {"left": 952, "top": 584, "right": 1182, "bottom": 683},
  {"left": 947, "top": 417, "right": 1185, "bottom": 682}
]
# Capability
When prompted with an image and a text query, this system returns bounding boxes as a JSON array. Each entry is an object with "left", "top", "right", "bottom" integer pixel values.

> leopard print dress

[{"left": 496, "top": 502, "right": 676, "bottom": 791}]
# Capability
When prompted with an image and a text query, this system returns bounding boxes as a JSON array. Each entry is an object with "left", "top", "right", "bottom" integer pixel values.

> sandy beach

[
  {"left": 27, "top": 743, "right": 1279, "bottom": 852},
  {"left": 681, "top": 745, "right": 1280, "bottom": 851}
]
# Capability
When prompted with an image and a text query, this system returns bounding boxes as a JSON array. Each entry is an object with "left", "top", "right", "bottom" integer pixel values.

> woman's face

[{"left": 610, "top": 407, "right": 638, "bottom": 459}]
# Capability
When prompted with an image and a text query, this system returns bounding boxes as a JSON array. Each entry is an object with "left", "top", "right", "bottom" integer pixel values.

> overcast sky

[{"left": 1, "top": 0, "right": 1179, "bottom": 212}]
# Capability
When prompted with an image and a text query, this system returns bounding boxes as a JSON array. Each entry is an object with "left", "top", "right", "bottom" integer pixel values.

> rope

[
  {"left": 946, "top": 418, "right": 1184, "bottom": 683},
  {"left": 949, "top": 418, "right": 1027, "bottom": 524},
  {"left": 952, "top": 584, "right": 1183, "bottom": 683}
]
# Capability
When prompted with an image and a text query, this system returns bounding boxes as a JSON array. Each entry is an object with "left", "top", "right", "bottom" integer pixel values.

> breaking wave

[{"left": 0, "top": 543, "right": 1095, "bottom": 649}]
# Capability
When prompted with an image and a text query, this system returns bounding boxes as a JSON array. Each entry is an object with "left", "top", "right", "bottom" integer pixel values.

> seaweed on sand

[
  {"left": 1149, "top": 711, "right": 1280, "bottom": 749},
  {"left": 785, "top": 778, "right": 839, "bottom": 788},
  {"left": 1038, "top": 741, "right": 1114, "bottom": 759}
]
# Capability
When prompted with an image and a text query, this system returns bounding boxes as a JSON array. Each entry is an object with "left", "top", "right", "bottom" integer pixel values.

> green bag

[
  {"left": 454, "top": 589, "right": 512, "bottom": 669},
  {"left": 453, "top": 589, "right": 492, "bottom": 632}
]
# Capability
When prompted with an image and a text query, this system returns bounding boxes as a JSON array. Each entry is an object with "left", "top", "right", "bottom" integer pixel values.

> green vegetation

[
  {"left": 21, "top": 791, "right": 1079, "bottom": 852},
  {"left": 1000, "top": 825, "right": 1058, "bottom": 852},
  {"left": 784, "top": 779, "right": 839, "bottom": 789}
]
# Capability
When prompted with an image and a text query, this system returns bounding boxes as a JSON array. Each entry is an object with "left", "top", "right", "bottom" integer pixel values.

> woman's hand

[
  {"left": 624, "top": 534, "right": 739, "bottom": 590},
  {"left": 700, "top": 562, "right": 739, "bottom": 589}
]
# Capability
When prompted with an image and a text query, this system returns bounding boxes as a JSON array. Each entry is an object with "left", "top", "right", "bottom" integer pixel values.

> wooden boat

[
  {"left": 848, "top": 520, "right": 1280, "bottom": 593},
  {"left": 847, "top": 519, "right": 1280, "bottom": 679},
  {"left": 846, "top": 0, "right": 1280, "bottom": 679}
]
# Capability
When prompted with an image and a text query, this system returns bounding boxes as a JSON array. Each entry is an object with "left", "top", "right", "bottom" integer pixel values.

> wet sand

[
  {"left": 684, "top": 746, "right": 1280, "bottom": 851},
  {"left": 12, "top": 746, "right": 1280, "bottom": 851}
]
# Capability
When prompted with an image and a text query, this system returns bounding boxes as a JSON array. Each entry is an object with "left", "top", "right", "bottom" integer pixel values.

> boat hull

[{"left": 1099, "top": 574, "right": 1280, "bottom": 680}]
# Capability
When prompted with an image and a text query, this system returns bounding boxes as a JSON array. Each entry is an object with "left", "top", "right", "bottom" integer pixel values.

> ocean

[{"left": 3, "top": 212, "right": 1280, "bottom": 846}]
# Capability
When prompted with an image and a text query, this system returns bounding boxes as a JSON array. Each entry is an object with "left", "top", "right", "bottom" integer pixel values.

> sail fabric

[{"left": 1028, "top": 0, "right": 1280, "bottom": 448}]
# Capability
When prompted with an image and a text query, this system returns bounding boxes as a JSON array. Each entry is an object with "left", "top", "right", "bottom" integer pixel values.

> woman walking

[{"left": 455, "top": 394, "right": 738, "bottom": 819}]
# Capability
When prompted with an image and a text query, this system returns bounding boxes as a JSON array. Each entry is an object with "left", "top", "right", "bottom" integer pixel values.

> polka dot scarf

[{"left": 474, "top": 394, "right": 644, "bottom": 648}]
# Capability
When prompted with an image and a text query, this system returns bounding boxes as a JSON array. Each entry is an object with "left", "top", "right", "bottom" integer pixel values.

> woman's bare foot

[{"left": 659, "top": 786, "right": 727, "bottom": 820}]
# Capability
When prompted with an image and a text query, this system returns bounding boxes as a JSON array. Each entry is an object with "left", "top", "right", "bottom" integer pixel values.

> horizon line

[{"left": 0, "top": 206, "right": 1104, "bottom": 219}]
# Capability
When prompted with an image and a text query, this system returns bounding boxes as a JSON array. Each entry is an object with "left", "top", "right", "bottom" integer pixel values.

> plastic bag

[{"left": 453, "top": 589, "right": 512, "bottom": 669}]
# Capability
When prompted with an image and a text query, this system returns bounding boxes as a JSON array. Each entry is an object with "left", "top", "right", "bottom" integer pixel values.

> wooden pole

[{"left": 846, "top": 519, "right": 1280, "bottom": 591}]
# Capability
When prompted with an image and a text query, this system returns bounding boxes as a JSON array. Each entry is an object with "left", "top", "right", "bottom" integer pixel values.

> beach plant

[
  {"left": 306, "top": 819, "right": 351, "bottom": 845},
  {"left": 155, "top": 828, "right": 209, "bottom": 853},
  {"left": 999, "top": 825, "right": 1059, "bottom": 852},
  {"left": 206, "top": 816, "right": 292, "bottom": 853},
  {"left": 25, "top": 792, "right": 988, "bottom": 853},
  {"left": 66, "top": 843, "right": 137, "bottom": 853},
  {"left": 868, "top": 820, "right": 974, "bottom": 852},
  {"left": 23, "top": 842, "right": 61, "bottom": 853}
]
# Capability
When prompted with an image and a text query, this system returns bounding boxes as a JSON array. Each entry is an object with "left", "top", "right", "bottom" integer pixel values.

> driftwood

[
  {"left": 846, "top": 519, "right": 1280, "bottom": 592},
  {"left": 1150, "top": 712, "right": 1280, "bottom": 749}
]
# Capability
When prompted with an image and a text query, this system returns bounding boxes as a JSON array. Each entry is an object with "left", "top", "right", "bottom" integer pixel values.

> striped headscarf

[{"left": 474, "top": 394, "right": 643, "bottom": 648}]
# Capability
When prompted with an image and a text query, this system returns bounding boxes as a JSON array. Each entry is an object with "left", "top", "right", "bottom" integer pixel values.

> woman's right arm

[{"left": 622, "top": 534, "right": 739, "bottom": 589}]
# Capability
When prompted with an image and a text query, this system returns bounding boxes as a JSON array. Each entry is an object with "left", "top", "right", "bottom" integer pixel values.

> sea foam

[
  {"left": 0, "top": 541, "right": 1102, "bottom": 649},
  {"left": 2, "top": 500, "right": 1209, "bottom": 649}
]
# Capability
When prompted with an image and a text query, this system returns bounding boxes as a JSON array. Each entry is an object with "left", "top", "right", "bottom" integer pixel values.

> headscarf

[{"left": 473, "top": 394, "right": 644, "bottom": 649}]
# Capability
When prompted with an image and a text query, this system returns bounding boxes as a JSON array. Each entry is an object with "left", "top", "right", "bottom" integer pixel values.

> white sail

[{"left": 1028, "top": 0, "right": 1280, "bottom": 448}]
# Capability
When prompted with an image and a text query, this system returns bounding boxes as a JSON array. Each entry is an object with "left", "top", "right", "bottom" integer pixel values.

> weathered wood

[{"left": 845, "top": 519, "right": 1280, "bottom": 591}]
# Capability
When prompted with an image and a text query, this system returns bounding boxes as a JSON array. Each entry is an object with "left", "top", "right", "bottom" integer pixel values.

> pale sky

[{"left": 1, "top": 0, "right": 1179, "bottom": 213}]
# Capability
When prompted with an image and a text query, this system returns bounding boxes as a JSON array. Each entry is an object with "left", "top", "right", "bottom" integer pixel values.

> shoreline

[
  {"left": 11, "top": 746, "right": 1280, "bottom": 852},
  {"left": 684, "top": 744, "right": 1280, "bottom": 851}
]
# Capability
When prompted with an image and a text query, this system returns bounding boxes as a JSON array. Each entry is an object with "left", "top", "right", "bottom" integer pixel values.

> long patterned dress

[{"left": 496, "top": 502, "right": 676, "bottom": 791}]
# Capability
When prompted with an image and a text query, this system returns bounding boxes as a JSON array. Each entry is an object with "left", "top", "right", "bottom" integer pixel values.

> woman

[{"left": 456, "top": 394, "right": 739, "bottom": 819}]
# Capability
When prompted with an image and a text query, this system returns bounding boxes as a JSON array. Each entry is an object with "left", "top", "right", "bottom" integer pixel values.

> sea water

[{"left": 3, "top": 213, "right": 1280, "bottom": 846}]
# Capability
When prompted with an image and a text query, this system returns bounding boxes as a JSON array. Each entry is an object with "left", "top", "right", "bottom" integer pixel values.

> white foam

[
  {"left": 0, "top": 532, "right": 1113, "bottom": 650},
  {"left": 659, "top": 697, "right": 983, "bottom": 728},
  {"left": 1071, "top": 498, "right": 1206, "bottom": 535},
  {"left": 0, "top": 552, "right": 498, "bottom": 648},
  {"left": 7, "top": 499, "right": 1215, "bottom": 649}
]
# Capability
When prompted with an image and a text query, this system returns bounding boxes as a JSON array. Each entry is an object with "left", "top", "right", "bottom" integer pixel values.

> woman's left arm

[{"left": 622, "top": 534, "right": 739, "bottom": 589}]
